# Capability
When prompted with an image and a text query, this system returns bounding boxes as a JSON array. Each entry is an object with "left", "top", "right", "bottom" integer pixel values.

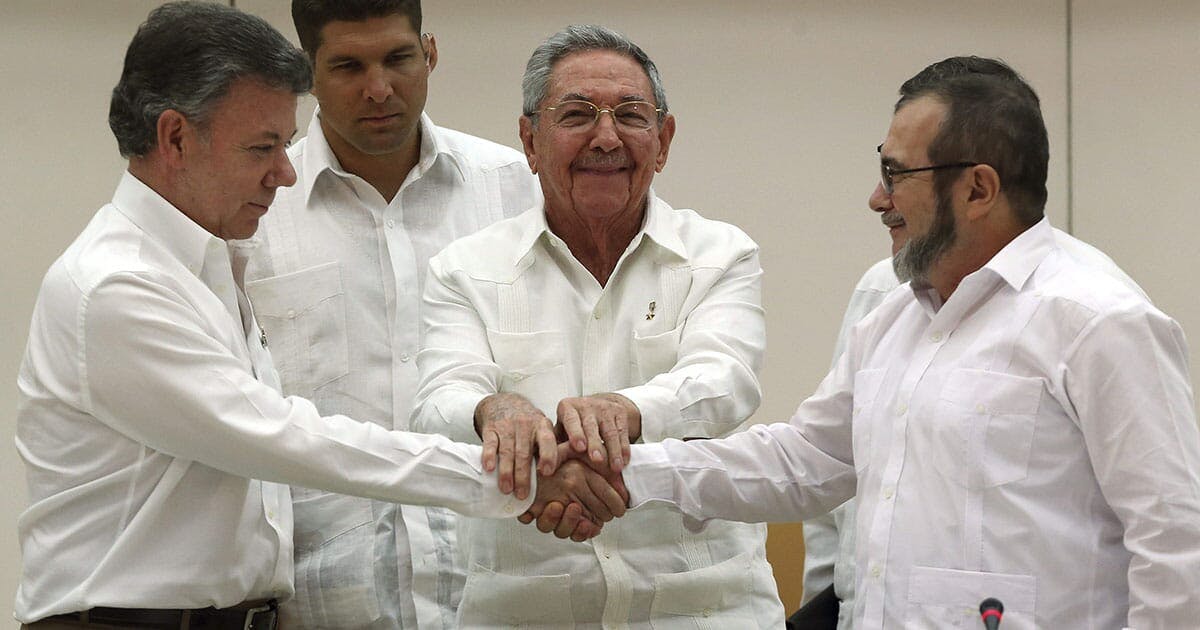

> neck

[
  {"left": 321, "top": 118, "right": 420, "bottom": 203},
  {"left": 547, "top": 199, "right": 646, "bottom": 287}
]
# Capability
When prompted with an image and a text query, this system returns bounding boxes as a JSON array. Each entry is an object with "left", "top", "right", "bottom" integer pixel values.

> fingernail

[{"left": 592, "top": 449, "right": 602, "bottom": 461}]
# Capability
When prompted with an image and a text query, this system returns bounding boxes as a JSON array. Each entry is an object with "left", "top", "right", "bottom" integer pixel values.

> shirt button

[
  {"left": 286, "top": 309, "right": 296, "bottom": 319},
  {"left": 593, "top": 310, "right": 601, "bottom": 320},
  {"left": 504, "top": 505, "right": 514, "bottom": 514},
  {"left": 976, "top": 403, "right": 986, "bottom": 413},
  {"left": 930, "top": 331, "right": 943, "bottom": 342},
  {"left": 883, "top": 486, "right": 894, "bottom": 500},
  {"left": 896, "top": 403, "right": 907, "bottom": 415},
  {"left": 399, "top": 352, "right": 411, "bottom": 363},
  {"left": 871, "top": 565, "right": 882, "bottom": 578},
  {"left": 386, "top": 219, "right": 396, "bottom": 229},
  {"left": 702, "top": 608, "right": 713, "bottom": 617}
]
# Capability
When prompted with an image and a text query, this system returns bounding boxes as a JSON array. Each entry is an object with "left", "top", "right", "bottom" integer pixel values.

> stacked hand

[{"left": 474, "top": 392, "right": 639, "bottom": 539}]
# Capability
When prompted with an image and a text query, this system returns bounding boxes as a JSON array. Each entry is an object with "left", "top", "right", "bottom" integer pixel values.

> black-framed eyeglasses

[
  {"left": 535, "top": 100, "right": 664, "bottom": 132},
  {"left": 878, "top": 144, "right": 977, "bottom": 194}
]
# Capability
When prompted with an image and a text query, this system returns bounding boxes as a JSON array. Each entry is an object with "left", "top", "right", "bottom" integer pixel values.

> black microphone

[{"left": 979, "top": 597, "right": 1004, "bottom": 629}]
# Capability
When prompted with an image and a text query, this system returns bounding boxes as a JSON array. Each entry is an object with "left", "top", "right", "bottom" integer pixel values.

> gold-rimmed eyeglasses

[
  {"left": 535, "top": 100, "right": 664, "bottom": 132},
  {"left": 878, "top": 143, "right": 978, "bottom": 194}
]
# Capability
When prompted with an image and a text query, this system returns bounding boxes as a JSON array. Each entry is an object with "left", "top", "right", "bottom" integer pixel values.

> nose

[
  {"left": 265, "top": 149, "right": 297, "bottom": 189},
  {"left": 588, "top": 111, "right": 623, "bottom": 153},
  {"left": 363, "top": 65, "right": 394, "bottom": 103},
  {"left": 869, "top": 181, "right": 892, "bottom": 214}
]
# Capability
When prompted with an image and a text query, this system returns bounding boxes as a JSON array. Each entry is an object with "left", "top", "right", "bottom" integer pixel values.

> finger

[
  {"left": 571, "top": 517, "right": 602, "bottom": 542},
  {"left": 618, "top": 421, "right": 631, "bottom": 471},
  {"left": 481, "top": 427, "right": 499, "bottom": 473},
  {"left": 598, "top": 411, "right": 626, "bottom": 472},
  {"left": 580, "top": 406, "right": 605, "bottom": 465},
  {"left": 536, "top": 501, "right": 566, "bottom": 534},
  {"left": 535, "top": 419, "right": 559, "bottom": 476},
  {"left": 495, "top": 426, "right": 515, "bottom": 496},
  {"left": 585, "top": 469, "right": 626, "bottom": 520},
  {"left": 557, "top": 400, "right": 588, "bottom": 453},
  {"left": 571, "top": 468, "right": 616, "bottom": 522},
  {"left": 513, "top": 420, "right": 533, "bottom": 501},
  {"left": 554, "top": 502, "right": 587, "bottom": 539}
]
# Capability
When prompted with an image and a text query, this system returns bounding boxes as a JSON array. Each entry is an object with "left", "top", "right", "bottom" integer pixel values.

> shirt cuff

[
  {"left": 424, "top": 389, "right": 489, "bottom": 444},
  {"left": 615, "top": 384, "right": 681, "bottom": 443},
  {"left": 623, "top": 442, "right": 675, "bottom": 509},
  {"left": 473, "top": 455, "right": 536, "bottom": 518}
]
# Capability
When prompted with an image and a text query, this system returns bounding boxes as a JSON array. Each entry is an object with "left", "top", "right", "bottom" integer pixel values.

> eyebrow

[
  {"left": 325, "top": 43, "right": 420, "bottom": 65},
  {"left": 877, "top": 143, "right": 904, "bottom": 170},
  {"left": 557, "top": 92, "right": 651, "bottom": 104}
]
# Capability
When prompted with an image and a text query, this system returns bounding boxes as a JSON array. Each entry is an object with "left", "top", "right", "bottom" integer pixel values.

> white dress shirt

[
  {"left": 800, "top": 228, "right": 1150, "bottom": 628},
  {"left": 627, "top": 219, "right": 1200, "bottom": 629},
  {"left": 243, "top": 111, "right": 538, "bottom": 629},
  {"left": 14, "top": 172, "right": 530, "bottom": 624},
  {"left": 412, "top": 194, "right": 785, "bottom": 628}
]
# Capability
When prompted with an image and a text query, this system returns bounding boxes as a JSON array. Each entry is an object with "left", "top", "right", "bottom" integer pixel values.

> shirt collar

[
  {"left": 510, "top": 189, "right": 688, "bottom": 267},
  {"left": 111, "top": 170, "right": 227, "bottom": 281},
  {"left": 300, "top": 108, "right": 464, "bottom": 206},
  {"left": 980, "top": 216, "right": 1054, "bottom": 292}
]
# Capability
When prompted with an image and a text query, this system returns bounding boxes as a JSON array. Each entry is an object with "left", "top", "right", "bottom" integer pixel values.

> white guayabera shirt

[
  {"left": 626, "top": 219, "right": 1200, "bottom": 629},
  {"left": 412, "top": 195, "right": 786, "bottom": 628},
  {"left": 800, "top": 228, "right": 1149, "bottom": 629},
  {"left": 244, "top": 111, "right": 539, "bottom": 629},
  {"left": 15, "top": 172, "right": 529, "bottom": 625}
]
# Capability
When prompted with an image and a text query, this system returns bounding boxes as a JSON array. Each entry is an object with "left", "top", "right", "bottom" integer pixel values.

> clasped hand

[{"left": 474, "top": 392, "right": 639, "bottom": 539}]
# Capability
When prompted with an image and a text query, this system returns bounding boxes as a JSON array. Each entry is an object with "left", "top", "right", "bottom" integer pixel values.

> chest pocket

[
  {"left": 486, "top": 328, "right": 567, "bottom": 419},
  {"left": 245, "top": 262, "right": 350, "bottom": 398},
  {"left": 631, "top": 322, "right": 684, "bottom": 384},
  {"left": 932, "top": 369, "right": 1043, "bottom": 489}
]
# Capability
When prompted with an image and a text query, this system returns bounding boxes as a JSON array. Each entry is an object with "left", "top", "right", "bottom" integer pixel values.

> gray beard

[{"left": 893, "top": 191, "right": 957, "bottom": 290}]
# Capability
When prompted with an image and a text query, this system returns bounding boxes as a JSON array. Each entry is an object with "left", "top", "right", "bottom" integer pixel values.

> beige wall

[{"left": 1, "top": 1, "right": 1196, "bottom": 623}]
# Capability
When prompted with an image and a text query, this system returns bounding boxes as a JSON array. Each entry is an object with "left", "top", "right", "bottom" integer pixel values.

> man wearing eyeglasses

[
  {"left": 411, "top": 24, "right": 785, "bottom": 627},
  {"left": 793, "top": 56, "right": 1150, "bottom": 630},
  {"left": 536, "top": 55, "right": 1200, "bottom": 628},
  {"left": 239, "top": 1, "right": 540, "bottom": 628}
]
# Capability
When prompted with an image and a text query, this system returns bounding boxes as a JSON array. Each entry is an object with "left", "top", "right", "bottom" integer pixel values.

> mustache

[
  {"left": 574, "top": 152, "right": 631, "bottom": 170},
  {"left": 881, "top": 210, "right": 905, "bottom": 228}
]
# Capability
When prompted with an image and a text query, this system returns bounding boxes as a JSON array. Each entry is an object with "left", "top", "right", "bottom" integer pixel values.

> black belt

[{"left": 41, "top": 599, "right": 277, "bottom": 630}]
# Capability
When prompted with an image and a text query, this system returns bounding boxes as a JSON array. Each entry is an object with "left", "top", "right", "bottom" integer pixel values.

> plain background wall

[{"left": 1, "top": 1, "right": 1196, "bottom": 623}]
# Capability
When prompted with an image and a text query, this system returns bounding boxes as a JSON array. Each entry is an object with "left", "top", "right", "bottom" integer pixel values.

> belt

[{"left": 40, "top": 599, "right": 277, "bottom": 630}]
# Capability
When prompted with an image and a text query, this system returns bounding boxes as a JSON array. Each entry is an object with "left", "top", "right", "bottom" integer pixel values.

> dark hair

[
  {"left": 897, "top": 56, "right": 1049, "bottom": 225},
  {"left": 108, "top": 1, "right": 311, "bottom": 158},
  {"left": 522, "top": 24, "right": 668, "bottom": 119},
  {"left": 292, "top": 0, "right": 422, "bottom": 59}
]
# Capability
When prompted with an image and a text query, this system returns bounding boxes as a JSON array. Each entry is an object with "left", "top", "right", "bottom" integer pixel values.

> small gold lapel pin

[
  {"left": 260, "top": 330, "right": 268, "bottom": 348},
  {"left": 645, "top": 300, "right": 657, "bottom": 320}
]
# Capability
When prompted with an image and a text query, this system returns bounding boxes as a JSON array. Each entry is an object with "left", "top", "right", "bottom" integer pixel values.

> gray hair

[
  {"left": 109, "top": 1, "right": 312, "bottom": 158},
  {"left": 522, "top": 24, "right": 668, "bottom": 119}
]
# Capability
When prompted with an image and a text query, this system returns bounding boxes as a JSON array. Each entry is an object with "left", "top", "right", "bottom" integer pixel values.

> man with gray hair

[
  {"left": 14, "top": 4, "right": 617, "bottom": 628},
  {"left": 412, "top": 24, "right": 785, "bottom": 627}
]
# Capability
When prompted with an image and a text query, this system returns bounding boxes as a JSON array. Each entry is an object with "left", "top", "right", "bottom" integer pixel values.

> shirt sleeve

[
  {"left": 623, "top": 354, "right": 859, "bottom": 526},
  {"left": 616, "top": 242, "right": 767, "bottom": 441},
  {"left": 82, "top": 271, "right": 531, "bottom": 518},
  {"left": 1062, "top": 306, "right": 1200, "bottom": 628},
  {"left": 409, "top": 257, "right": 497, "bottom": 443}
]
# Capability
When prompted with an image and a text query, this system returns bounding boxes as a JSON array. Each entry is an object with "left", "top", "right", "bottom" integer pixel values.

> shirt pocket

[
  {"left": 458, "top": 566, "right": 574, "bottom": 629},
  {"left": 631, "top": 322, "right": 684, "bottom": 384},
  {"left": 245, "top": 262, "right": 349, "bottom": 398},
  {"left": 649, "top": 551, "right": 757, "bottom": 628},
  {"left": 485, "top": 329, "right": 567, "bottom": 418},
  {"left": 284, "top": 490, "right": 381, "bottom": 628},
  {"left": 852, "top": 368, "right": 888, "bottom": 475},
  {"left": 905, "top": 565, "right": 1037, "bottom": 629},
  {"left": 932, "top": 369, "right": 1042, "bottom": 489}
]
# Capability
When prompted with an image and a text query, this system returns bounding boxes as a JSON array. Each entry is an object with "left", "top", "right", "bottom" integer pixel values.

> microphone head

[{"left": 980, "top": 597, "right": 1004, "bottom": 614}]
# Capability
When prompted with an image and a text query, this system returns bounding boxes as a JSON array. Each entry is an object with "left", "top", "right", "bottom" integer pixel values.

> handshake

[{"left": 473, "top": 391, "right": 639, "bottom": 541}]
